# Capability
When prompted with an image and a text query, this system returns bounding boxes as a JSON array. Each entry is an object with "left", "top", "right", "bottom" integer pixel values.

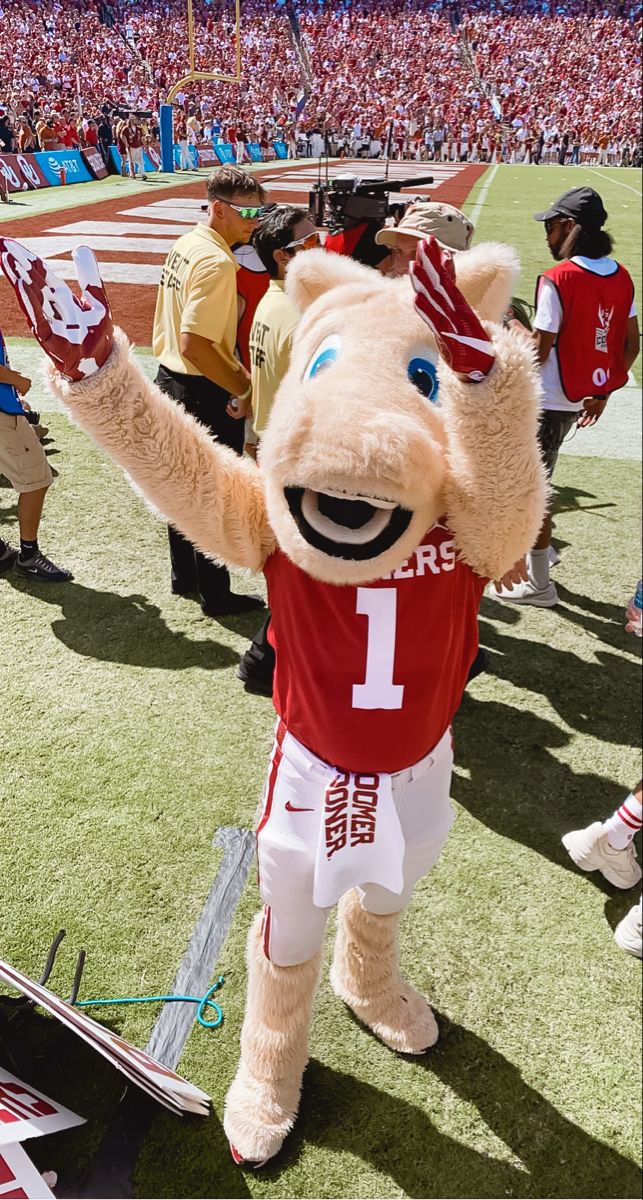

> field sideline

[{"left": 0, "top": 163, "right": 641, "bottom": 1200}]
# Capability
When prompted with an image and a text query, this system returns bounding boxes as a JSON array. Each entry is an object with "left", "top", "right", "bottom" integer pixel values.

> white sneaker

[
  {"left": 489, "top": 577, "right": 558, "bottom": 607},
  {"left": 562, "top": 822, "right": 642, "bottom": 889},
  {"left": 548, "top": 544, "right": 561, "bottom": 568},
  {"left": 614, "top": 899, "right": 642, "bottom": 958}
]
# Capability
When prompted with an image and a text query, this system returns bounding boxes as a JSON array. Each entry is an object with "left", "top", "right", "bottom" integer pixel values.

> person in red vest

[{"left": 493, "top": 186, "right": 640, "bottom": 608}]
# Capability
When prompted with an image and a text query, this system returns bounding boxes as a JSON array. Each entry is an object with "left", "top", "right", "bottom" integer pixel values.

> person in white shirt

[{"left": 492, "top": 187, "right": 639, "bottom": 608}]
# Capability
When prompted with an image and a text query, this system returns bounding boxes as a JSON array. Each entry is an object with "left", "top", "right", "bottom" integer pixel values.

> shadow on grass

[
  {"left": 477, "top": 601, "right": 641, "bottom": 746},
  {"left": 2, "top": 574, "right": 239, "bottom": 670},
  {"left": 452, "top": 694, "right": 637, "bottom": 874},
  {"left": 9, "top": 1006, "right": 640, "bottom": 1200},
  {"left": 268, "top": 1018, "right": 641, "bottom": 1200}
]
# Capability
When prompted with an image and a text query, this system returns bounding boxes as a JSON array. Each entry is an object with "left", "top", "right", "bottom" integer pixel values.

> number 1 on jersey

[{"left": 352, "top": 588, "right": 404, "bottom": 710}]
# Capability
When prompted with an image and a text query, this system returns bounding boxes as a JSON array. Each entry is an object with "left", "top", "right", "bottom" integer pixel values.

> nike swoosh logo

[{"left": 285, "top": 801, "right": 315, "bottom": 813}]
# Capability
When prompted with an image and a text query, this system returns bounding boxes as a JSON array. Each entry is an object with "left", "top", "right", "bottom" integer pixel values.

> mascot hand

[
  {"left": 410, "top": 236, "right": 496, "bottom": 382},
  {"left": 0, "top": 238, "right": 113, "bottom": 382}
]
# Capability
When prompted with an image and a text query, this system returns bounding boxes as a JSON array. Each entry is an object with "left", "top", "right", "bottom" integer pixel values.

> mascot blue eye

[
  {"left": 408, "top": 356, "right": 439, "bottom": 403},
  {"left": 305, "top": 334, "right": 342, "bottom": 381}
]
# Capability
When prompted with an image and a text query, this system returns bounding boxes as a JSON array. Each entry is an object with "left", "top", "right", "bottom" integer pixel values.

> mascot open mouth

[{"left": 284, "top": 486, "right": 412, "bottom": 560}]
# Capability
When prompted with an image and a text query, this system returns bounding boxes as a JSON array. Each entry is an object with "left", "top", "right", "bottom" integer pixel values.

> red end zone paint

[{"left": 0, "top": 164, "right": 487, "bottom": 346}]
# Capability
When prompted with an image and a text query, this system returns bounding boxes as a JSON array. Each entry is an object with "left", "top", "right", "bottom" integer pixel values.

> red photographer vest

[{"left": 537, "top": 260, "right": 633, "bottom": 401}]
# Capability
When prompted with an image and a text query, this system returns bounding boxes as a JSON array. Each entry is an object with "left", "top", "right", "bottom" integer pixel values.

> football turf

[{"left": 0, "top": 164, "right": 641, "bottom": 1199}]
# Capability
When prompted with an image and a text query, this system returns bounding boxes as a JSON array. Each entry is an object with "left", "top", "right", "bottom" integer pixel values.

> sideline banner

[
  {"left": 273, "top": 140, "right": 288, "bottom": 160},
  {"left": 109, "top": 144, "right": 159, "bottom": 175},
  {"left": 214, "top": 143, "right": 235, "bottom": 165},
  {"left": 81, "top": 147, "right": 108, "bottom": 180},
  {"left": 0, "top": 153, "right": 49, "bottom": 193},
  {"left": 246, "top": 143, "right": 262, "bottom": 163},
  {"left": 35, "top": 150, "right": 93, "bottom": 187},
  {"left": 195, "top": 143, "right": 218, "bottom": 166}
]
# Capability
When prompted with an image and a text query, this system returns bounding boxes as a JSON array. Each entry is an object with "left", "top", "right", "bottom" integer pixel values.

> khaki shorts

[{"left": 0, "top": 411, "right": 53, "bottom": 493}]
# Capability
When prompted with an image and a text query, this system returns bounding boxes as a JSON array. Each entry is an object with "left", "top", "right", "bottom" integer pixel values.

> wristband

[{"left": 237, "top": 384, "right": 252, "bottom": 402}]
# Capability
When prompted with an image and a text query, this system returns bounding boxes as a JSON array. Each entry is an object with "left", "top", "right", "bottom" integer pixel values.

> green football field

[{"left": 0, "top": 164, "right": 641, "bottom": 1199}]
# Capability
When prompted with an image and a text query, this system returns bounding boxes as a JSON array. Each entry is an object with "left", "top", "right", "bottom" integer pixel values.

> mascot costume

[{"left": 0, "top": 232, "right": 546, "bottom": 1166}]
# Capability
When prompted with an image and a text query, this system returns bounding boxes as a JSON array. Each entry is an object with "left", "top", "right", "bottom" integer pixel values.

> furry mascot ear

[
  {"left": 454, "top": 242, "right": 521, "bottom": 324},
  {"left": 285, "top": 247, "right": 381, "bottom": 312}
]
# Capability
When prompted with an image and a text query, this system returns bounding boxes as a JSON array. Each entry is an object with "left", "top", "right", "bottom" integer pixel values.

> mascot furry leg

[
  {"left": 331, "top": 890, "right": 438, "bottom": 1053},
  {"left": 225, "top": 917, "right": 322, "bottom": 1164}
]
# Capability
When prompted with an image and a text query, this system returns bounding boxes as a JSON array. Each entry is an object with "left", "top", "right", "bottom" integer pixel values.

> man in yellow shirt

[
  {"left": 248, "top": 206, "right": 317, "bottom": 441},
  {"left": 153, "top": 165, "right": 267, "bottom": 617},
  {"left": 238, "top": 204, "right": 319, "bottom": 693}
]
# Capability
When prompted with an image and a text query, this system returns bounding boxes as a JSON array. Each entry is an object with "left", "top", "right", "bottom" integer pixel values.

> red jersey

[
  {"left": 264, "top": 524, "right": 485, "bottom": 774},
  {"left": 538, "top": 260, "right": 634, "bottom": 401}
]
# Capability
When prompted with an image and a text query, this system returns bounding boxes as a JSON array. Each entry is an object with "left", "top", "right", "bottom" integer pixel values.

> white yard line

[
  {"left": 584, "top": 167, "right": 642, "bottom": 198},
  {"left": 468, "top": 163, "right": 499, "bottom": 226}
]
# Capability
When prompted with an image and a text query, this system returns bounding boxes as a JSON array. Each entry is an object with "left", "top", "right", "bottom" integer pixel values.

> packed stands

[{"left": 0, "top": 0, "right": 640, "bottom": 166}]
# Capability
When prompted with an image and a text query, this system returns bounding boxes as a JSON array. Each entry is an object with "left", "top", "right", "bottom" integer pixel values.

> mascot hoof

[
  {"left": 331, "top": 966, "right": 439, "bottom": 1054},
  {"left": 223, "top": 1069, "right": 297, "bottom": 1167}
]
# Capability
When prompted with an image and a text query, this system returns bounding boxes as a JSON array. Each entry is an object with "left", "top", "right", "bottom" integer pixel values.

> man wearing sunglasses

[
  {"left": 152, "top": 166, "right": 268, "bottom": 617},
  {"left": 237, "top": 204, "right": 319, "bottom": 695}
]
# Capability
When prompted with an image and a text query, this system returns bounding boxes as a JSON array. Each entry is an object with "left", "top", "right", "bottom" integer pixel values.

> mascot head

[{"left": 259, "top": 243, "right": 519, "bottom": 585}]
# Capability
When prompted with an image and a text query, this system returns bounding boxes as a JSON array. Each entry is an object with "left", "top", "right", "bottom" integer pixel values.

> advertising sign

[
  {"left": 81, "top": 147, "right": 108, "bottom": 180},
  {"left": 0, "top": 154, "right": 48, "bottom": 193},
  {"left": 246, "top": 143, "right": 263, "bottom": 163},
  {"left": 273, "top": 140, "right": 288, "bottom": 160},
  {"left": 195, "top": 144, "right": 218, "bottom": 166},
  {"left": 0, "top": 1144, "right": 54, "bottom": 1199},
  {"left": 34, "top": 150, "right": 93, "bottom": 187},
  {"left": 213, "top": 143, "right": 235, "bottom": 165}
]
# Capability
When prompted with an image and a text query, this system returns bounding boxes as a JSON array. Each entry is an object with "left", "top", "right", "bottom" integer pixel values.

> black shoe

[
  {"left": 172, "top": 583, "right": 197, "bottom": 597},
  {"left": 0, "top": 543, "right": 19, "bottom": 572},
  {"left": 15, "top": 550, "right": 73, "bottom": 583},
  {"left": 466, "top": 647, "right": 489, "bottom": 684},
  {"left": 235, "top": 665, "right": 273, "bottom": 697},
  {"left": 202, "top": 594, "right": 266, "bottom": 617}
]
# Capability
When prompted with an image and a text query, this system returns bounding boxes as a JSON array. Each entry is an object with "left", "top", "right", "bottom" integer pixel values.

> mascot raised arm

[{"left": 0, "top": 233, "right": 546, "bottom": 1167}]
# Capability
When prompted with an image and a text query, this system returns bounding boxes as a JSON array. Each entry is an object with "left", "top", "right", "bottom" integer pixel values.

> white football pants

[{"left": 256, "top": 722, "right": 455, "bottom": 966}]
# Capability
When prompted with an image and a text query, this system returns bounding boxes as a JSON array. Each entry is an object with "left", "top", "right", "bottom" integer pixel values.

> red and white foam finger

[
  {"left": 410, "top": 237, "right": 496, "bottom": 382},
  {"left": 0, "top": 237, "right": 112, "bottom": 380}
]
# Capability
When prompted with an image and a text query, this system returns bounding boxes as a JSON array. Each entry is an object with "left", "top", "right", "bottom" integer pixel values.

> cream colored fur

[
  {"left": 223, "top": 914, "right": 322, "bottom": 1163},
  {"left": 452, "top": 242, "right": 520, "bottom": 323},
  {"left": 45, "top": 240, "right": 548, "bottom": 1166},
  {"left": 48, "top": 245, "right": 545, "bottom": 586},
  {"left": 48, "top": 333, "right": 275, "bottom": 573},
  {"left": 331, "top": 890, "right": 438, "bottom": 1054}
]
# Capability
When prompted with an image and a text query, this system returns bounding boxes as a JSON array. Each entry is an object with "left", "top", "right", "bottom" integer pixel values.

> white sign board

[
  {"left": 0, "top": 1143, "right": 55, "bottom": 1199},
  {"left": 0, "top": 961, "right": 210, "bottom": 1118},
  {"left": 0, "top": 1070, "right": 85, "bottom": 1147}
]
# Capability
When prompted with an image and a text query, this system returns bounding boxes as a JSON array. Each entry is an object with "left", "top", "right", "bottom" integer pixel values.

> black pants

[
  {"left": 155, "top": 366, "right": 244, "bottom": 612},
  {"left": 239, "top": 612, "right": 276, "bottom": 685}
]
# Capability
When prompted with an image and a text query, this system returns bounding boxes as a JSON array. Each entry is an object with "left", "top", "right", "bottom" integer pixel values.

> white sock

[
  {"left": 528, "top": 548, "right": 550, "bottom": 591},
  {"left": 604, "top": 793, "right": 643, "bottom": 849}
]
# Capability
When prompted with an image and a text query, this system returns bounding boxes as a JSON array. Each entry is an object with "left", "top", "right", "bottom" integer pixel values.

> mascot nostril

[{"left": 0, "top": 232, "right": 547, "bottom": 1169}]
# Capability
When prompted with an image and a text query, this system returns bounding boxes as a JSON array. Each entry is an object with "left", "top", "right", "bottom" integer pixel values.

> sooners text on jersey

[{"left": 264, "top": 523, "right": 485, "bottom": 773}]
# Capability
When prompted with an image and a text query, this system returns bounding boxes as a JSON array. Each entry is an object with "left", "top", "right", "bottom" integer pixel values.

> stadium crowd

[{"left": 0, "top": 0, "right": 641, "bottom": 168}]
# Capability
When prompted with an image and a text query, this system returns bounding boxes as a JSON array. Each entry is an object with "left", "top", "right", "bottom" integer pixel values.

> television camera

[{"left": 309, "top": 169, "right": 434, "bottom": 267}]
